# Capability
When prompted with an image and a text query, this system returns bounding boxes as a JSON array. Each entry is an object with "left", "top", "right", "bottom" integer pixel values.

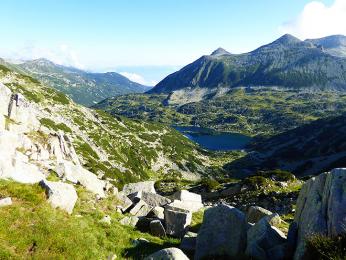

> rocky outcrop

[
  {"left": 139, "top": 191, "right": 171, "bottom": 207},
  {"left": 40, "top": 180, "right": 78, "bottom": 214},
  {"left": 144, "top": 247, "right": 189, "bottom": 260},
  {"left": 56, "top": 160, "right": 106, "bottom": 198},
  {"left": 292, "top": 168, "right": 346, "bottom": 259},
  {"left": 195, "top": 204, "right": 247, "bottom": 259}
]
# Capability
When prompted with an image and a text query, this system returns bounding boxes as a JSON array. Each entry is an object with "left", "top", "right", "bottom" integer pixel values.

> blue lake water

[{"left": 173, "top": 126, "right": 252, "bottom": 151}]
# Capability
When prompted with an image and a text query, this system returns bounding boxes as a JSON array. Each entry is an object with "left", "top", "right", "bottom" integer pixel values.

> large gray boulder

[
  {"left": 164, "top": 208, "right": 192, "bottom": 238},
  {"left": 173, "top": 190, "right": 201, "bottom": 203},
  {"left": 128, "top": 200, "right": 152, "bottom": 217},
  {"left": 144, "top": 247, "right": 189, "bottom": 260},
  {"left": 40, "top": 180, "right": 78, "bottom": 214},
  {"left": 140, "top": 191, "right": 171, "bottom": 207},
  {"left": 293, "top": 168, "right": 346, "bottom": 259},
  {"left": 195, "top": 204, "right": 247, "bottom": 259},
  {"left": 166, "top": 199, "right": 203, "bottom": 213},
  {"left": 245, "top": 216, "right": 287, "bottom": 260},
  {"left": 122, "top": 181, "right": 156, "bottom": 196},
  {"left": 247, "top": 206, "right": 273, "bottom": 224}
]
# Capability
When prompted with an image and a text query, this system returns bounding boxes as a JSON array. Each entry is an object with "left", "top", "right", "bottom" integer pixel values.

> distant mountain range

[
  {"left": 149, "top": 34, "right": 346, "bottom": 104},
  {"left": 0, "top": 58, "right": 150, "bottom": 106}
]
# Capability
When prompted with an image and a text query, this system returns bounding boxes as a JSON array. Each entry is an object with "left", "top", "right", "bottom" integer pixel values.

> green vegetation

[
  {"left": 0, "top": 180, "right": 179, "bottom": 259},
  {"left": 305, "top": 234, "right": 346, "bottom": 260},
  {"left": 39, "top": 118, "right": 72, "bottom": 133},
  {"left": 94, "top": 89, "right": 346, "bottom": 136}
]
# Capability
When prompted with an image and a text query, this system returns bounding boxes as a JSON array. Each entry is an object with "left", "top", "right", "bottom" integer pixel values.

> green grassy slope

[{"left": 94, "top": 88, "right": 346, "bottom": 136}]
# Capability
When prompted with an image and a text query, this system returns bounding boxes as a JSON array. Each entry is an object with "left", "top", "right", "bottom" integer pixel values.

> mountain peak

[
  {"left": 273, "top": 34, "right": 301, "bottom": 45},
  {"left": 211, "top": 47, "right": 230, "bottom": 56}
]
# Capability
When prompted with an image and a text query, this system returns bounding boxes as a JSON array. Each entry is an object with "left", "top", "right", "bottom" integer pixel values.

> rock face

[
  {"left": 122, "top": 181, "right": 156, "bottom": 196},
  {"left": 195, "top": 204, "right": 247, "bottom": 259},
  {"left": 57, "top": 160, "right": 106, "bottom": 198},
  {"left": 144, "top": 247, "right": 189, "bottom": 260},
  {"left": 246, "top": 217, "right": 287, "bottom": 260},
  {"left": 0, "top": 197, "right": 12, "bottom": 207},
  {"left": 164, "top": 208, "right": 192, "bottom": 238},
  {"left": 40, "top": 180, "right": 78, "bottom": 214},
  {"left": 292, "top": 168, "right": 346, "bottom": 259},
  {"left": 247, "top": 206, "right": 273, "bottom": 224}
]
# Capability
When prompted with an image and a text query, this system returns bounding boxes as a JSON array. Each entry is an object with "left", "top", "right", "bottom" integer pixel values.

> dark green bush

[
  {"left": 200, "top": 178, "right": 221, "bottom": 192},
  {"left": 243, "top": 176, "right": 268, "bottom": 189},
  {"left": 259, "top": 169, "right": 296, "bottom": 182}
]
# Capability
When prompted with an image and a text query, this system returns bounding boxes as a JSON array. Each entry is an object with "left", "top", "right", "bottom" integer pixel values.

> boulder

[
  {"left": 144, "top": 247, "right": 189, "bottom": 260},
  {"left": 119, "top": 216, "right": 139, "bottom": 227},
  {"left": 164, "top": 208, "right": 192, "bottom": 238},
  {"left": 148, "top": 206, "right": 165, "bottom": 220},
  {"left": 122, "top": 181, "right": 156, "bottom": 196},
  {"left": 150, "top": 220, "right": 166, "bottom": 237},
  {"left": 0, "top": 197, "right": 12, "bottom": 207},
  {"left": 293, "top": 168, "right": 346, "bottom": 260},
  {"left": 247, "top": 206, "right": 273, "bottom": 224},
  {"left": 128, "top": 200, "right": 152, "bottom": 217},
  {"left": 56, "top": 160, "right": 106, "bottom": 198},
  {"left": 173, "top": 190, "right": 201, "bottom": 203},
  {"left": 117, "top": 192, "right": 134, "bottom": 212},
  {"left": 140, "top": 191, "right": 171, "bottom": 207},
  {"left": 166, "top": 199, "right": 203, "bottom": 213},
  {"left": 245, "top": 217, "right": 287, "bottom": 260},
  {"left": 195, "top": 204, "right": 247, "bottom": 259},
  {"left": 40, "top": 180, "right": 78, "bottom": 214},
  {"left": 180, "top": 231, "right": 197, "bottom": 252}
]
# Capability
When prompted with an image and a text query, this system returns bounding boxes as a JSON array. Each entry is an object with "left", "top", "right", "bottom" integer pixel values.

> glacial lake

[{"left": 173, "top": 126, "right": 252, "bottom": 151}]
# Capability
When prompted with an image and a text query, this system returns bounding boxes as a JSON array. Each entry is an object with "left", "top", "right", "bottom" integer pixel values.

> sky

[{"left": 0, "top": 0, "right": 344, "bottom": 85}]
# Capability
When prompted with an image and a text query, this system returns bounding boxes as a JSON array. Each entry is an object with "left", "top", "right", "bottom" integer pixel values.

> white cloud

[
  {"left": 119, "top": 72, "right": 157, "bottom": 85},
  {"left": 8, "top": 44, "right": 84, "bottom": 69},
  {"left": 280, "top": 0, "right": 346, "bottom": 39}
]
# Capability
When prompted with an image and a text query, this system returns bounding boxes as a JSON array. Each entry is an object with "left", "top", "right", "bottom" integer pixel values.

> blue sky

[{"left": 0, "top": 0, "right": 341, "bottom": 85}]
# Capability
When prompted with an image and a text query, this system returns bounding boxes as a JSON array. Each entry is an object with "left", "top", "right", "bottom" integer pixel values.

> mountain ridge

[
  {"left": 149, "top": 34, "right": 346, "bottom": 103},
  {"left": 1, "top": 58, "right": 150, "bottom": 107}
]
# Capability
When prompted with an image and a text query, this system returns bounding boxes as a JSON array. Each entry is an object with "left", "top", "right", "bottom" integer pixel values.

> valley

[{"left": 0, "top": 31, "right": 346, "bottom": 260}]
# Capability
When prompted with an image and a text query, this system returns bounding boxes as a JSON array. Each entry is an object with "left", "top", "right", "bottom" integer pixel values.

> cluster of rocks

[
  {"left": 146, "top": 168, "right": 346, "bottom": 260},
  {"left": 0, "top": 83, "right": 113, "bottom": 214},
  {"left": 117, "top": 181, "right": 203, "bottom": 239}
]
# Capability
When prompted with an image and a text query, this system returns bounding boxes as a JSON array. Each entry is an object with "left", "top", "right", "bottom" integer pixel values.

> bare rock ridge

[{"left": 0, "top": 82, "right": 108, "bottom": 213}]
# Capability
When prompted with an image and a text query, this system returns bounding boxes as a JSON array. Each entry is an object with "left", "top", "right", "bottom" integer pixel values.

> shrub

[
  {"left": 200, "top": 178, "right": 221, "bottom": 192},
  {"left": 304, "top": 234, "right": 346, "bottom": 260},
  {"left": 243, "top": 176, "right": 268, "bottom": 189}
]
